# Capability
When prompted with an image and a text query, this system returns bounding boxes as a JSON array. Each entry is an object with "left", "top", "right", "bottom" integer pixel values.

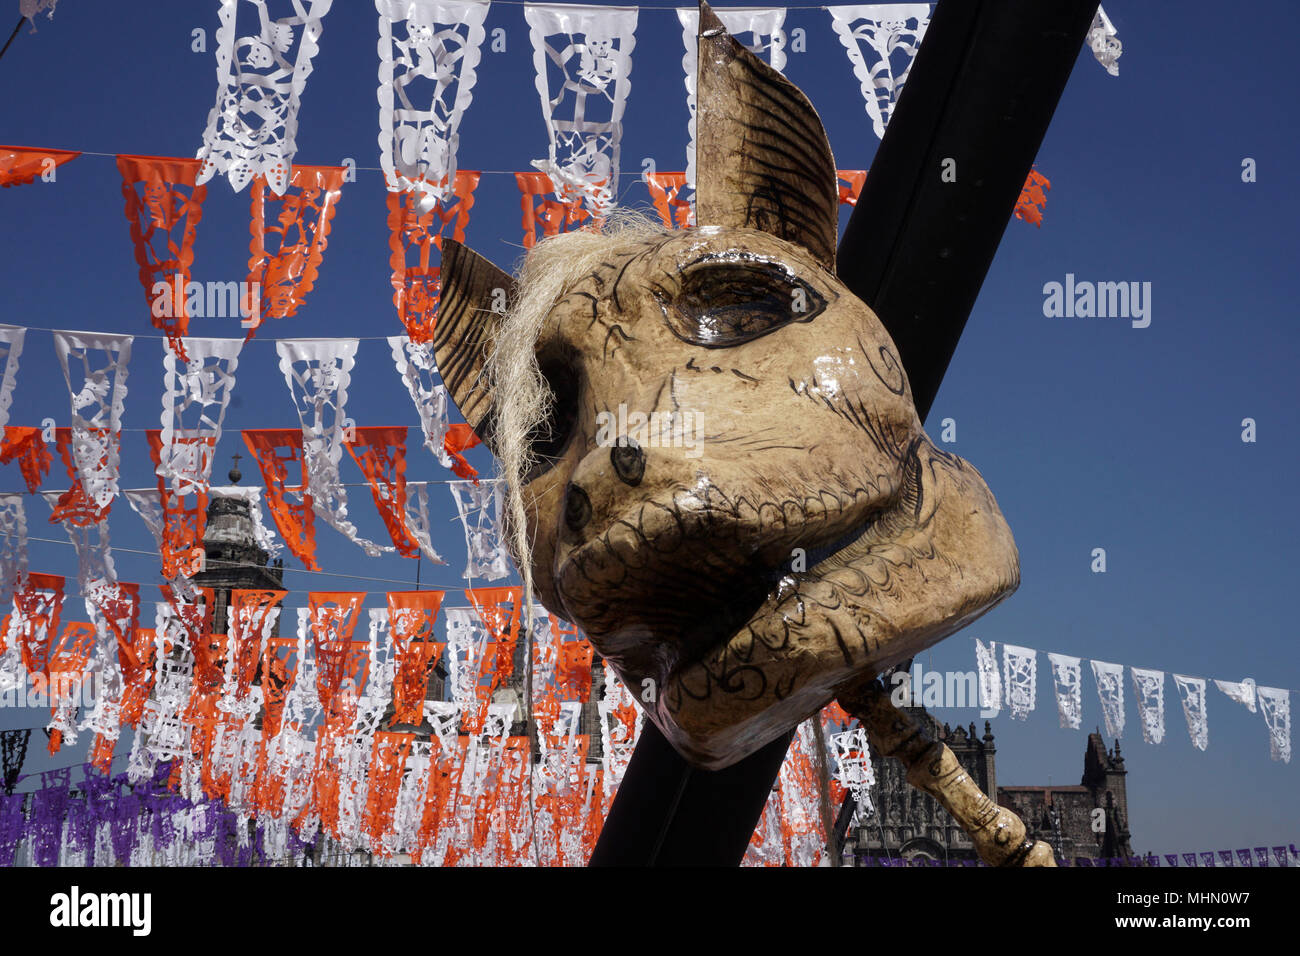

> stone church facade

[
  {"left": 194, "top": 468, "right": 286, "bottom": 635},
  {"left": 850, "top": 708, "right": 1135, "bottom": 865}
]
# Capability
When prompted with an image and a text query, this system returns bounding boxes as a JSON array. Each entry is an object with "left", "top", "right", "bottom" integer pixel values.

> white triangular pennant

[
  {"left": 1172, "top": 673, "right": 1209, "bottom": 751},
  {"left": 524, "top": 3, "right": 639, "bottom": 218},
  {"left": 159, "top": 337, "right": 243, "bottom": 495},
  {"left": 1002, "top": 643, "right": 1037, "bottom": 720},
  {"left": 195, "top": 0, "right": 335, "bottom": 193},
  {"left": 1090, "top": 659, "right": 1126, "bottom": 739},
  {"left": 1256, "top": 687, "right": 1291, "bottom": 763},
  {"left": 975, "top": 638, "right": 1000, "bottom": 715},
  {"left": 1215, "top": 677, "right": 1257, "bottom": 713},
  {"left": 42, "top": 490, "right": 115, "bottom": 593},
  {"left": 0, "top": 494, "right": 28, "bottom": 606},
  {"left": 448, "top": 478, "right": 510, "bottom": 580},
  {"left": 1087, "top": 5, "right": 1122, "bottom": 77},
  {"left": 1130, "top": 666, "right": 1165, "bottom": 745},
  {"left": 0, "top": 325, "right": 26, "bottom": 431},
  {"left": 377, "top": 0, "right": 491, "bottom": 209},
  {"left": 830, "top": 725, "right": 875, "bottom": 826},
  {"left": 827, "top": 4, "right": 932, "bottom": 140},
  {"left": 387, "top": 336, "right": 454, "bottom": 470},
  {"left": 276, "top": 338, "right": 392, "bottom": 557},
  {"left": 401, "top": 481, "right": 447, "bottom": 565},
  {"left": 52, "top": 330, "right": 133, "bottom": 510},
  {"left": 1047, "top": 652, "right": 1083, "bottom": 730}
]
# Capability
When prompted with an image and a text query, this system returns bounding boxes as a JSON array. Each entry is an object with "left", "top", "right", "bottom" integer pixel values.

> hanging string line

[
  {"left": 69, "top": 148, "right": 526, "bottom": 176},
  {"left": 10, "top": 321, "right": 454, "bottom": 344},
  {"left": 18, "top": 533, "right": 502, "bottom": 592},
  {"left": 21, "top": 148, "right": 723, "bottom": 193},
  {"left": 0, "top": 476, "right": 496, "bottom": 495},
  {"left": 23, "top": 546, "right": 485, "bottom": 593}
]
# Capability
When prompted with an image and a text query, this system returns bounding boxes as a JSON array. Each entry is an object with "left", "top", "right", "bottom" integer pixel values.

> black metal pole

[
  {"left": 589, "top": 721, "right": 793, "bottom": 867},
  {"left": 838, "top": 0, "right": 1101, "bottom": 421}
]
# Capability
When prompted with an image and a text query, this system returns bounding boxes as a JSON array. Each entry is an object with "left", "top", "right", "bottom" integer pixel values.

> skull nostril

[
  {"left": 564, "top": 483, "right": 592, "bottom": 532},
  {"left": 610, "top": 438, "right": 645, "bottom": 486}
]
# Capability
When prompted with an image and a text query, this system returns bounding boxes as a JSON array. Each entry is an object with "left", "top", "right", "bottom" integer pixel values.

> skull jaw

[
  {"left": 543, "top": 443, "right": 913, "bottom": 678},
  {"left": 655, "top": 588, "right": 1013, "bottom": 771},
  {"left": 641, "top": 438, "right": 1020, "bottom": 770}
]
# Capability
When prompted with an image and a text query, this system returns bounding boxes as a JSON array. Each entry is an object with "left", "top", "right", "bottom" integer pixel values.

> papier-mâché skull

[{"left": 435, "top": 2, "right": 1019, "bottom": 769}]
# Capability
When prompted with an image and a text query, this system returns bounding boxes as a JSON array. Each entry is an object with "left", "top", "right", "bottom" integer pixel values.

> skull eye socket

[
  {"left": 521, "top": 351, "right": 581, "bottom": 484},
  {"left": 661, "top": 259, "right": 827, "bottom": 348}
]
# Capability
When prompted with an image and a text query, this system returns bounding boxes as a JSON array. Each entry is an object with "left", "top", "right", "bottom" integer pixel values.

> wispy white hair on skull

[{"left": 486, "top": 208, "right": 669, "bottom": 619}]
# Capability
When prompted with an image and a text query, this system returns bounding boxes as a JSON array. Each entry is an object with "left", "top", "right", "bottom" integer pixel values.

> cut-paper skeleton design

[
  {"left": 1131, "top": 666, "right": 1165, "bottom": 746},
  {"left": 52, "top": 331, "right": 133, "bottom": 513},
  {"left": 0, "top": 494, "right": 28, "bottom": 606},
  {"left": 196, "top": 0, "right": 334, "bottom": 194},
  {"left": 159, "top": 337, "right": 242, "bottom": 496},
  {"left": 1002, "top": 643, "right": 1037, "bottom": 720},
  {"left": 448, "top": 479, "right": 509, "bottom": 580},
  {"left": 524, "top": 4, "right": 637, "bottom": 217},
  {"left": 0, "top": 325, "right": 26, "bottom": 432},
  {"left": 277, "top": 339, "right": 392, "bottom": 557},
  {"left": 388, "top": 336, "right": 454, "bottom": 469},
  {"left": 830, "top": 725, "right": 875, "bottom": 823},
  {"left": 1048, "top": 651, "right": 1083, "bottom": 729},
  {"left": 828, "top": 4, "right": 932, "bottom": 141},
  {"left": 378, "top": 0, "right": 490, "bottom": 210},
  {"left": 435, "top": 2, "right": 1049, "bottom": 865},
  {"left": 1092, "top": 659, "right": 1126, "bottom": 739},
  {"left": 1172, "top": 673, "right": 1208, "bottom": 751}
]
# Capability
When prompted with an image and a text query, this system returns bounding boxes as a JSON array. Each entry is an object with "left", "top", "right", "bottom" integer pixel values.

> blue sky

[{"left": 1, "top": 1, "right": 1296, "bottom": 857}]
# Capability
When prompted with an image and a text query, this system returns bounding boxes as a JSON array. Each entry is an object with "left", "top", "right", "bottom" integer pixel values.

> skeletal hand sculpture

[{"left": 436, "top": 2, "right": 1042, "bottom": 862}]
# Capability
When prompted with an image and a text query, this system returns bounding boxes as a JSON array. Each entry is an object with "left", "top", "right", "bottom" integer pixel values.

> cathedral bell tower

[{"left": 193, "top": 456, "right": 285, "bottom": 635}]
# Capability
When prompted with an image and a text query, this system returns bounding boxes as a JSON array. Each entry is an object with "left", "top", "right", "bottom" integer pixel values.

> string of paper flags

[
  {"left": 4, "top": 761, "right": 1292, "bottom": 867},
  {"left": 974, "top": 639, "right": 1293, "bottom": 764},
  {"left": 1, "top": 602, "right": 1289, "bottom": 868},
  {"left": 192, "top": 1, "right": 1120, "bottom": 208},
  {"left": 0, "top": 560, "right": 869, "bottom": 866},
  {"left": 3, "top": 0, "right": 1113, "bottom": 262},
  {"left": 0, "top": 578, "right": 849, "bottom": 866},
  {"left": 2, "top": 472, "right": 510, "bottom": 591},
  {"left": 0, "top": 587, "right": 1285, "bottom": 871},
  {"left": 0, "top": 317, "right": 521, "bottom": 585},
  {"left": 0, "top": 150, "right": 1054, "bottom": 340}
]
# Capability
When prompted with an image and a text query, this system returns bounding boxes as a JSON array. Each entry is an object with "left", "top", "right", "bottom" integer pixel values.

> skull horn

[
  {"left": 695, "top": 0, "right": 840, "bottom": 270},
  {"left": 432, "top": 238, "right": 517, "bottom": 450}
]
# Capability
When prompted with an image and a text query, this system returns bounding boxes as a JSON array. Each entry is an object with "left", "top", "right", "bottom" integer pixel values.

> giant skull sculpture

[{"left": 435, "top": 5, "right": 1019, "bottom": 775}]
